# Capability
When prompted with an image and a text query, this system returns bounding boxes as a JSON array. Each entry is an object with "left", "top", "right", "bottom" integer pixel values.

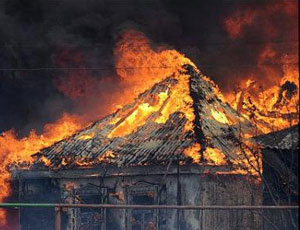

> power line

[
  {"left": 0, "top": 66, "right": 176, "bottom": 71},
  {"left": 0, "top": 63, "right": 298, "bottom": 72},
  {"left": 0, "top": 40, "right": 298, "bottom": 48}
]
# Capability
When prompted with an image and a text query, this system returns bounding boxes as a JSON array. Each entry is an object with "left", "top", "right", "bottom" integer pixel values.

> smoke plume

[{"left": 0, "top": 0, "right": 298, "bottom": 135}]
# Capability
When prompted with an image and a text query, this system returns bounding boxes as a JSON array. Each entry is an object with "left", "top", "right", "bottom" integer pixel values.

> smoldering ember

[{"left": 0, "top": 1, "right": 298, "bottom": 230}]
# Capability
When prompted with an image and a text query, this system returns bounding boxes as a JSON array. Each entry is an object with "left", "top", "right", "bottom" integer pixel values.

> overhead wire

[
  {"left": 0, "top": 39, "right": 298, "bottom": 48},
  {"left": 0, "top": 62, "right": 298, "bottom": 72}
]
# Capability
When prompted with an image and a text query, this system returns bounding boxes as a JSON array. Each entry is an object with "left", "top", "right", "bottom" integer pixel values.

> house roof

[
  {"left": 253, "top": 125, "right": 299, "bottom": 150},
  {"left": 31, "top": 65, "right": 257, "bottom": 171}
]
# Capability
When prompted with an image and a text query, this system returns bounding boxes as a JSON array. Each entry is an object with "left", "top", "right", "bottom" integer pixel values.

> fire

[
  {"left": 40, "top": 156, "right": 51, "bottom": 167},
  {"left": 230, "top": 70, "right": 299, "bottom": 133},
  {"left": 232, "top": 140, "right": 263, "bottom": 178},
  {"left": 0, "top": 29, "right": 201, "bottom": 222},
  {"left": 184, "top": 143, "right": 201, "bottom": 163},
  {"left": 0, "top": 24, "right": 295, "bottom": 226},
  {"left": 154, "top": 72, "right": 195, "bottom": 131},
  {"left": 115, "top": 30, "right": 195, "bottom": 85},
  {"left": 223, "top": 1, "right": 299, "bottom": 133},
  {"left": 204, "top": 147, "right": 227, "bottom": 166},
  {"left": 73, "top": 151, "right": 115, "bottom": 167},
  {"left": 61, "top": 158, "right": 68, "bottom": 166},
  {"left": 0, "top": 114, "right": 84, "bottom": 225},
  {"left": 210, "top": 109, "right": 229, "bottom": 124},
  {"left": 233, "top": 60, "right": 299, "bottom": 134},
  {"left": 111, "top": 191, "right": 125, "bottom": 202},
  {"left": 78, "top": 132, "right": 95, "bottom": 140},
  {"left": 108, "top": 91, "right": 169, "bottom": 138},
  {"left": 113, "top": 30, "right": 196, "bottom": 107},
  {"left": 97, "top": 150, "right": 116, "bottom": 162},
  {"left": 107, "top": 30, "right": 197, "bottom": 138}
]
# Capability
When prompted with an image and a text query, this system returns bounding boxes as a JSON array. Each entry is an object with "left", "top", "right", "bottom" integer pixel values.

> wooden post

[{"left": 55, "top": 207, "right": 62, "bottom": 230}]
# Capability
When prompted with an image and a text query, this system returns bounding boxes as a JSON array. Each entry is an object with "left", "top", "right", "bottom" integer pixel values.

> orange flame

[
  {"left": 223, "top": 1, "right": 299, "bottom": 133},
  {"left": 108, "top": 91, "right": 169, "bottom": 138},
  {"left": 225, "top": 49, "right": 299, "bottom": 133},
  {"left": 77, "top": 132, "right": 96, "bottom": 140},
  {"left": 111, "top": 191, "right": 125, "bottom": 202},
  {"left": 108, "top": 30, "right": 197, "bottom": 138},
  {"left": 115, "top": 30, "right": 195, "bottom": 86},
  {"left": 210, "top": 109, "right": 229, "bottom": 124},
  {"left": 0, "top": 114, "right": 83, "bottom": 225},
  {"left": 184, "top": 143, "right": 201, "bottom": 163},
  {"left": 204, "top": 147, "right": 227, "bottom": 166},
  {"left": 40, "top": 156, "right": 51, "bottom": 167},
  {"left": 97, "top": 150, "right": 116, "bottom": 162},
  {"left": 0, "top": 30, "right": 201, "bottom": 226},
  {"left": 0, "top": 26, "right": 288, "bottom": 226}
]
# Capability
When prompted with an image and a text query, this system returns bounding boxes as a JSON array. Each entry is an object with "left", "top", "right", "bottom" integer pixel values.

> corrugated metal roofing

[
  {"left": 254, "top": 125, "right": 299, "bottom": 150},
  {"left": 31, "top": 66, "right": 258, "bottom": 170}
]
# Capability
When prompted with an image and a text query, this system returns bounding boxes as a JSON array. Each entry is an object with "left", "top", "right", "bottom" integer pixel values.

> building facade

[
  {"left": 13, "top": 66, "right": 269, "bottom": 230},
  {"left": 15, "top": 165, "right": 262, "bottom": 230}
]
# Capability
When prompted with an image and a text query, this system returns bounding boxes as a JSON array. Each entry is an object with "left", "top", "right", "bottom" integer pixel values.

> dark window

[
  {"left": 127, "top": 185, "right": 158, "bottom": 230},
  {"left": 74, "top": 185, "right": 106, "bottom": 230}
]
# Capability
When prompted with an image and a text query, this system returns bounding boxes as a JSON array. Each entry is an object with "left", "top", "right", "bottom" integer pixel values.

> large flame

[
  {"left": 226, "top": 55, "right": 299, "bottom": 133},
  {"left": 0, "top": 24, "right": 295, "bottom": 226},
  {"left": 0, "top": 114, "right": 84, "bottom": 225},
  {"left": 109, "top": 30, "right": 196, "bottom": 138},
  {"left": 223, "top": 1, "right": 299, "bottom": 133},
  {"left": 0, "top": 30, "right": 197, "bottom": 226},
  {"left": 108, "top": 90, "right": 169, "bottom": 138}
]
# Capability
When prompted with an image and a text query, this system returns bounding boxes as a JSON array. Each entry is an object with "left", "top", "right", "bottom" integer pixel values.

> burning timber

[{"left": 10, "top": 65, "right": 297, "bottom": 230}]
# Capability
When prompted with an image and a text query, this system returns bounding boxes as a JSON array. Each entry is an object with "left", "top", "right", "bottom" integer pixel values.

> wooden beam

[
  {"left": 0, "top": 203, "right": 298, "bottom": 210},
  {"left": 55, "top": 207, "right": 62, "bottom": 230}
]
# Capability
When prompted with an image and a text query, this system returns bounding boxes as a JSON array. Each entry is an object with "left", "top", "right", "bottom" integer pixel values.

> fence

[{"left": 0, "top": 203, "right": 298, "bottom": 230}]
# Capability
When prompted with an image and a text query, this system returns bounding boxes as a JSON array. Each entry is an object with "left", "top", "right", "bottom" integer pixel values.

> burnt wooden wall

[{"left": 17, "top": 166, "right": 263, "bottom": 230}]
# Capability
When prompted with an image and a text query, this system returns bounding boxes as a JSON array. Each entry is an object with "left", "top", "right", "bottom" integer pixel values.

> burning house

[
  {"left": 0, "top": 1, "right": 298, "bottom": 229},
  {"left": 11, "top": 65, "right": 265, "bottom": 230}
]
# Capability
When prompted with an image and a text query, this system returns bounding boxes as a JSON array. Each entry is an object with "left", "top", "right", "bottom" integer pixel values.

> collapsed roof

[{"left": 32, "top": 65, "right": 259, "bottom": 173}]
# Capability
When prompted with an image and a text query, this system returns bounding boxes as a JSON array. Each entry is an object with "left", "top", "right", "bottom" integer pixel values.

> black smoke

[{"left": 0, "top": 0, "right": 297, "bottom": 135}]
